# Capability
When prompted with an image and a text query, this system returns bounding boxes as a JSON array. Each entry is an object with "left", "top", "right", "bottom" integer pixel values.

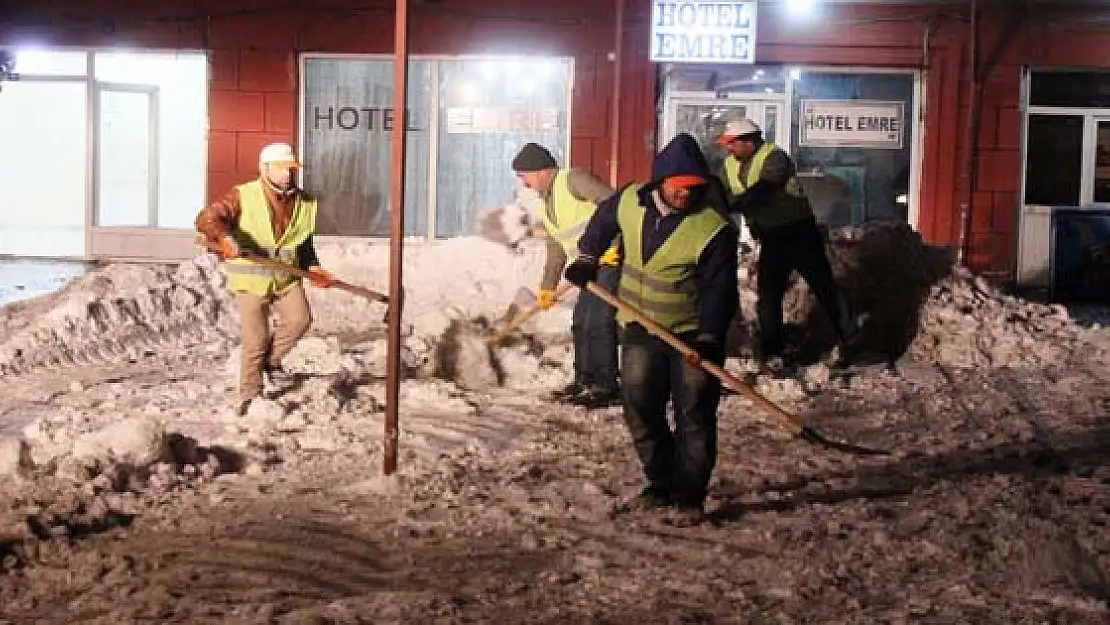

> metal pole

[
  {"left": 385, "top": 0, "right": 409, "bottom": 475},
  {"left": 958, "top": 0, "right": 978, "bottom": 266},
  {"left": 608, "top": 0, "right": 625, "bottom": 187}
]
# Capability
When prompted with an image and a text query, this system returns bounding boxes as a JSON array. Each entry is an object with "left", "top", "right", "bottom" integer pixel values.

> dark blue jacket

[{"left": 577, "top": 134, "right": 739, "bottom": 340}]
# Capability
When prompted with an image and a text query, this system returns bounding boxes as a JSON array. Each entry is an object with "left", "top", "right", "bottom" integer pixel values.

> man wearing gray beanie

[{"left": 511, "top": 143, "right": 622, "bottom": 408}]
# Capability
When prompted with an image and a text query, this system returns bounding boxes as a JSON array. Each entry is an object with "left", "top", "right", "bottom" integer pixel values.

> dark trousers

[
  {"left": 756, "top": 217, "right": 847, "bottom": 356},
  {"left": 620, "top": 323, "right": 724, "bottom": 505},
  {"left": 572, "top": 265, "right": 620, "bottom": 389}
]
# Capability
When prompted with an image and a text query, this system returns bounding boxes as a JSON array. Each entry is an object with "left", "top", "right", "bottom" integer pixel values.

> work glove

[
  {"left": 599, "top": 245, "right": 622, "bottom": 267},
  {"left": 306, "top": 266, "right": 337, "bottom": 288},
  {"left": 536, "top": 288, "right": 558, "bottom": 310},
  {"left": 564, "top": 256, "right": 599, "bottom": 288},
  {"left": 683, "top": 336, "right": 721, "bottom": 368},
  {"left": 217, "top": 236, "right": 240, "bottom": 260}
]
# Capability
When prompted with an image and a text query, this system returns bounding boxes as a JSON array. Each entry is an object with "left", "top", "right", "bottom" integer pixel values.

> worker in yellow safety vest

[
  {"left": 563, "top": 133, "right": 740, "bottom": 526},
  {"left": 718, "top": 118, "right": 863, "bottom": 368},
  {"left": 511, "top": 143, "right": 622, "bottom": 408},
  {"left": 195, "top": 142, "right": 337, "bottom": 416}
]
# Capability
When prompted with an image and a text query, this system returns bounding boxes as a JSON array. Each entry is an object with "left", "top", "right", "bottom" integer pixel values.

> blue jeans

[
  {"left": 571, "top": 265, "right": 620, "bottom": 389},
  {"left": 619, "top": 323, "right": 723, "bottom": 505}
]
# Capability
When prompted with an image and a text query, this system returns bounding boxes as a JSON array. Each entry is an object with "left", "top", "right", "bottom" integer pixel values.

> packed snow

[{"left": 2, "top": 224, "right": 1109, "bottom": 623}]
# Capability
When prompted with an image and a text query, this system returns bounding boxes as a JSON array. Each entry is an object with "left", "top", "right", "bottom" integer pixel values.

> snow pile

[
  {"left": 908, "top": 269, "right": 1101, "bottom": 369},
  {"left": 757, "top": 221, "right": 1108, "bottom": 370},
  {"left": 0, "top": 255, "right": 235, "bottom": 375}
]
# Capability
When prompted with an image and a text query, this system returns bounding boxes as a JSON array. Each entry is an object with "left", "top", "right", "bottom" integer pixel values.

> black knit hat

[{"left": 511, "top": 143, "right": 558, "bottom": 172}]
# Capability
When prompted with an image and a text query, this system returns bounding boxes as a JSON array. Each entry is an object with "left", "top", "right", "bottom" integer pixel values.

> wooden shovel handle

[
  {"left": 195, "top": 235, "right": 389, "bottom": 304},
  {"left": 583, "top": 281, "right": 808, "bottom": 436},
  {"left": 485, "top": 281, "right": 574, "bottom": 345}
]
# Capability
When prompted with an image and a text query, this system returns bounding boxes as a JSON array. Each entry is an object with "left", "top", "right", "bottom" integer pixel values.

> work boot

[
  {"left": 571, "top": 385, "right": 621, "bottom": 409},
  {"left": 612, "top": 485, "right": 673, "bottom": 515},
  {"left": 665, "top": 498, "right": 707, "bottom": 527},
  {"left": 262, "top": 360, "right": 290, "bottom": 385},
  {"left": 549, "top": 380, "right": 586, "bottom": 402}
]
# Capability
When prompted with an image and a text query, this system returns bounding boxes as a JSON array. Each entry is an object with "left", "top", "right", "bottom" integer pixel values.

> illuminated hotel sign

[{"left": 650, "top": 1, "right": 757, "bottom": 64}]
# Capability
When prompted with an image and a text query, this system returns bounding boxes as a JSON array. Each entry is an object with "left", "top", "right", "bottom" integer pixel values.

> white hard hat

[
  {"left": 259, "top": 142, "right": 300, "bottom": 168},
  {"left": 718, "top": 118, "right": 761, "bottom": 143}
]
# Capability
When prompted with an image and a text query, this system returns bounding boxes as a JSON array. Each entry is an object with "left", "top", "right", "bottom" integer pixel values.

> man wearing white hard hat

[
  {"left": 717, "top": 119, "right": 862, "bottom": 368},
  {"left": 196, "top": 142, "right": 337, "bottom": 415}
]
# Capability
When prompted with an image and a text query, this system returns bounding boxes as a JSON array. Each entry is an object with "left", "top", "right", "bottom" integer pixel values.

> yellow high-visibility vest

[
  {"left": 542, "top": 170, "right": 597, "bottom": 257},
  {"left": 724, "top": 143, "right": 811, "bottom": 228},
  {"left": 615, "top": 184, "right": 728, "bottom": 333},
  {"left": 224, "top": 180, "right": 317, "bottom": 296}
]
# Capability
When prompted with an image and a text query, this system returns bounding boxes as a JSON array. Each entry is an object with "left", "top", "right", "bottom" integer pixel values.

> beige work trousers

[{"left": 236, "top": 282, "right": 313, "bottom": 402}]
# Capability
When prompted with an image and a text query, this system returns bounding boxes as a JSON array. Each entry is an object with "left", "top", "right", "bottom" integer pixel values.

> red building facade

[{"left": 2, "top": 1, "right": 1109, "bottom": 283}]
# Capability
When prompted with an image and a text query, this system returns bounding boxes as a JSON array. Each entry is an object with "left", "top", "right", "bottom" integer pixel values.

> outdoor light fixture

[{"left": 790, "top": 67, "right": 802, "bottom": 81}]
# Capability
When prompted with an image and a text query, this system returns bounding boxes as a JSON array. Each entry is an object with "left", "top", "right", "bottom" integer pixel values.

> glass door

[
  {"left": 96, "top": 85, "right": 158, "bottom": 228},
  {"left": 661, "top": 97, "right": 785, "bottom": 177}
]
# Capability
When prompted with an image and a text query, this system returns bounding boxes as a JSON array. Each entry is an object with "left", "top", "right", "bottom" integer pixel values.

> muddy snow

[{"left": 2, "top": 225, "right": 1110, "bottom": 623}]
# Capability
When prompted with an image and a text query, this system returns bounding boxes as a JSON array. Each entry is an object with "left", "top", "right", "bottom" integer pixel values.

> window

[
  {"left": 300, "top": 55, "right": 572, "bottom": 239},
  {"left": 93, "top": 52, "right": 208, "bottom": 229},
  {"left": 1024, "top": 114, "right": 1083, "bottom": 206},
  {"left": 661, "top": 65, "right": 919, "bottom": 229},
  {"left": 1095, "top": 120, "right": 1110, "bottom": 204},
  {"left": 790, "top": 72, "right": 915, "bottom": 227},
  {"left": 0, "top": 81, "right": 87, "bottom": 256},
  {"left": 302, "top": 58, "right": 432, "bottom": 237},
  {"left": 1024, "top": 71, "right": 1110, "bottom": 207},
  {"left": 1029, "top": 71, "right": 1110, "bottom": 109},
  {"left": 436, "top": 58, "right": 570, "bottom": 238},
  {"left": 11, "top": 49, "right": 87, "bottom": 76}
]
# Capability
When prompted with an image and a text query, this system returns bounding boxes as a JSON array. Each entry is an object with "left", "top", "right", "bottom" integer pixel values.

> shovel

[
  {"left": 583, "top": 281, "right": 890, "bottom": 457},
  {"left": 196, "top": 235, "right": 393, "bottom": 306},
  {"left": 485, "top": 282, "right": 574, "bottom": 345}
]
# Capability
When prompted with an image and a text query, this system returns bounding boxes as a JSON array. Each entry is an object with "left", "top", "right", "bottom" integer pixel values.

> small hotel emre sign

[{"left": 650, "top": 1, "right": 758, "bottom": 64}]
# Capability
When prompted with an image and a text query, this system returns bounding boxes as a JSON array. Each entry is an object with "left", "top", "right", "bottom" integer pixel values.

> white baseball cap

[
  {"left": 259, "top": 142, "right": 300, "bottom": 168},
  {"left": 717, "top": 118, "right": 761, "bottom": 143}
]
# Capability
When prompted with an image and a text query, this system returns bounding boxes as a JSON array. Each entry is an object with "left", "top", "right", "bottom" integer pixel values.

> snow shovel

[
  {"left": 485, "top": 282, "right": 574, "bottom": 345},
  {"left": 196, "top": 236, "right": 392, "bottom": 304},
  {"left": 582, "top": 281, "right": 890, "bottom": 457}
]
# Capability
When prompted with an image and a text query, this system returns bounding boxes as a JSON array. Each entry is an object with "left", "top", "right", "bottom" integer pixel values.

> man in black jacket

[
  {"left": 564, "top": 133, "right": 739, "bottom": 526},
  {"left": 717, "top": 118, "right": 861, "bottom": 366}
]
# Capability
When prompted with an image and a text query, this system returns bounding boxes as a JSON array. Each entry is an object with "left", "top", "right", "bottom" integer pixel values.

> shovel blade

[{"left": 491, "top": 286, "right": 537, "bottom": 335}]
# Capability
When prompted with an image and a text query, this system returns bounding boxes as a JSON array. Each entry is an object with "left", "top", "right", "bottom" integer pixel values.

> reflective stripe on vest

[
  {"left": 541, "top": 170, "right": 597, "bottom": 257},
  {"left": 725, "top": 143, "right": 805, "bottom": 198},
  {"left": 615, "top": 184, "right": 728, "bottom": 334},
  {"left": 725, "top": 143, "right": 811, "bottom": 228},
  {"left": 225, "top": 180, "right": 317, "bottom": 296}
]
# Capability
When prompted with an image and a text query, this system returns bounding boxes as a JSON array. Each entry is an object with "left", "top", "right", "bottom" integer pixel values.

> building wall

[{"left": 3, "top": 1, "right": 1110, "bottom": 276}]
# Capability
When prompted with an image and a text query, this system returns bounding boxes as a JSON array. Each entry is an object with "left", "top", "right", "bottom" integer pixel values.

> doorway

[{"left": 660, "top": 95, "right": 786, "bottom": 178}]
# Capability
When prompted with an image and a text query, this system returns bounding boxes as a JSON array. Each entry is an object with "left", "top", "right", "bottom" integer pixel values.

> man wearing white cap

[
  {"left": 196, "top": 142, "right": 337, "bottom": 415},
  {"left": 717, "top": 119, "right": 861, "bottom": 367}
]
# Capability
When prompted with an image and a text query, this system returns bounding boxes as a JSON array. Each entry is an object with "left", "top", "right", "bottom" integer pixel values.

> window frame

[
  {"left": 1021, "top": 68, "right": 1110, "bottom": 209},
  {"left": 297, "top": 52, "right": 575, "bottom": 241},
  {"left": 1023, "top": 107, "right": 1110, "bottom": 208},
  {"left": 659, "top": 64, "right": 924, "bottom": 228}
]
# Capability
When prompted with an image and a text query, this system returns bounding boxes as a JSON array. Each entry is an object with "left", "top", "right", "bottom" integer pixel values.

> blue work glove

[{"left": 564, "top": 256, "right": 599, "bottom": 288}]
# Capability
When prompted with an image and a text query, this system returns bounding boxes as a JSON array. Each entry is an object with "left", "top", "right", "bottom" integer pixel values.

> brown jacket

[{"left": 195, "top": 178, "right": 320, "bottom": 268}]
